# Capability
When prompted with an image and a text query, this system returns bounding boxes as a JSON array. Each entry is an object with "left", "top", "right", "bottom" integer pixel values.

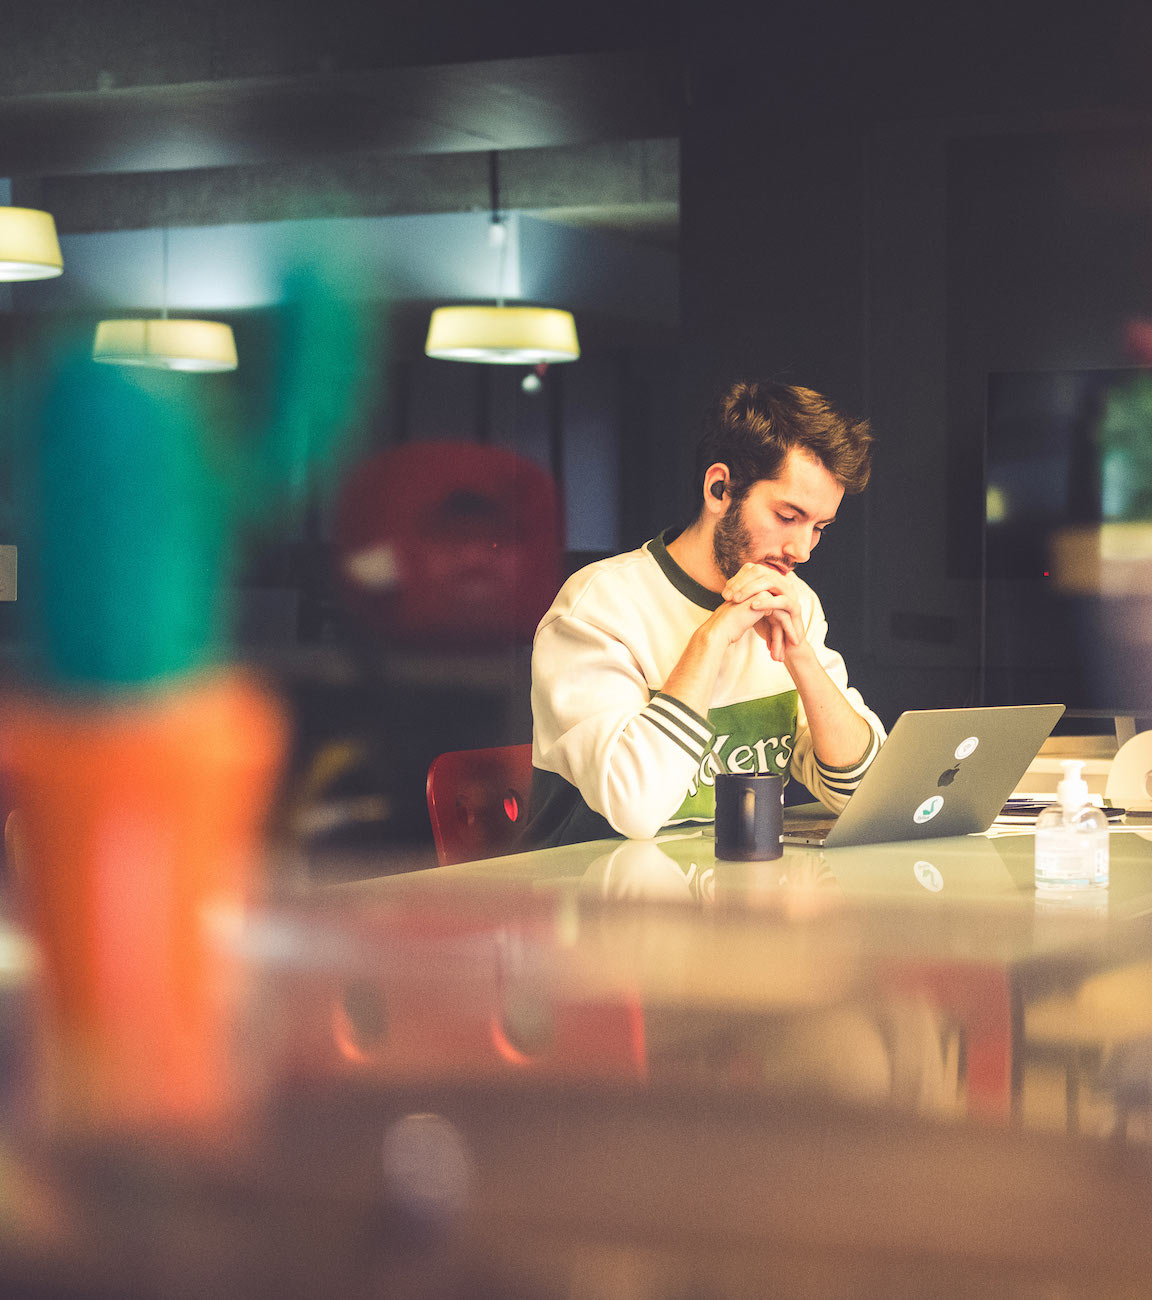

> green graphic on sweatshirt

[{"left": 671, "top": 689, "right": 798, "bottom": 823}]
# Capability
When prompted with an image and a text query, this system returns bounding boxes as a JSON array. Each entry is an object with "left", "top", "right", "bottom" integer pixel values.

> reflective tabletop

[
  {"left": 3, "top": 825, "right": 1152, "bottom": 1297},
  {"left": 341, "top": 822, "right": 1152, "bottom": 961}
]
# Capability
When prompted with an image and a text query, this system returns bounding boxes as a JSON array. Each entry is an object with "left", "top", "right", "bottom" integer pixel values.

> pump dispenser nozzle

[{"left": 1057, "top": 759, "right": 1089, "bottom": 810}]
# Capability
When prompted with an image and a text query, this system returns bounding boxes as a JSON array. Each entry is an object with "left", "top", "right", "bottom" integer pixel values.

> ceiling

[{"left": 1, "top": 4, "right": 684, "bottom": 248}]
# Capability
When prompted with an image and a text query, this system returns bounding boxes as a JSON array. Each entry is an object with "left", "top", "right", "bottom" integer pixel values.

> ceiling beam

[
  {"left": 27, "top": 138, "right": 678, "bottom": 234},
  {"left": 0, "top": 48, "right": 681, "bottom": 179}
]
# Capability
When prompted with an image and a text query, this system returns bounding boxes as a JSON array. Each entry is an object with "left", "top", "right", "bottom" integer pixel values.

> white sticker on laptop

[
  {"left": 914, "top": 861, "right": 944, "bottom": 892},
  {"left": 954, "top": 736, "right": 979, "bottom": 760},
  {"left": 913, "top": 795, "right": 944, "bottom": 824}
]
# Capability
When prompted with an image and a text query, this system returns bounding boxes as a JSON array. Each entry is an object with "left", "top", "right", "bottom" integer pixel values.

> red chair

[
  {"left": 876, "top": 959, "right": 1014, "bottom": 1120},
  {"left": 334, "top": 442, "right": 562, "bottom": 648},
  {"left": 426, "top": 743, "right": 533, "bottom": 866},
  {"left": 268, "top": 901, "right": 648, "bottom": 1086}
]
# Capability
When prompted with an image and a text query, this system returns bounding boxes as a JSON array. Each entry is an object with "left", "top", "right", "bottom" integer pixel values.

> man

[{"left": 522, "top": 379, "right": 885, "bottom": 848}]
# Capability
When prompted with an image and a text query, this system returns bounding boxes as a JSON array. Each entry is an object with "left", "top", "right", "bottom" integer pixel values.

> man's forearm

[
  {"left": 658, "top": 618, "right": 731, "bottom": 719},
  {"left": 782, "top": 640, "right": 873, "bottom": 767}
]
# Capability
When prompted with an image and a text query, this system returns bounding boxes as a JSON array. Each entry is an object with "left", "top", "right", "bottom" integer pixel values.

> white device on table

[
  {"left": 781, "top": 704, "right": 1065, "bottom": 848},
  {"left": 1105, "top": 729, "right": 1152, "bottom": 815}
]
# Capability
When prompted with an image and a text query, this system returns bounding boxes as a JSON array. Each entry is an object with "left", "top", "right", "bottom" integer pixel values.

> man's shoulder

[{"left": 550, "top": 541, "right": 661, "bottom": 612}]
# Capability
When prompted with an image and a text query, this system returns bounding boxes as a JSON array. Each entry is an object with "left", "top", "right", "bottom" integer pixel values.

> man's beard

[{"left": 712, "top": 497, "right": 755, "bottom": 581}]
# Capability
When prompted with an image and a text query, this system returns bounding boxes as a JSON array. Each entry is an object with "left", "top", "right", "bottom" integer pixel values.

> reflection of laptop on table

[{"left": 782, "top": 705, "right": 1065, "bottom": 848}]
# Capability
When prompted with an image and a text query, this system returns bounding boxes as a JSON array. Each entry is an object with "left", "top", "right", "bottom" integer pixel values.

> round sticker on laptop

[
  {"left": 914, "top": 860, "right": 944, "bottom": 892},
  {"left": 913, "top": 795, "right": 944, "bottom": 825},
  {"left": 954, "top": 736, "right": 979, "bottom": 761}
]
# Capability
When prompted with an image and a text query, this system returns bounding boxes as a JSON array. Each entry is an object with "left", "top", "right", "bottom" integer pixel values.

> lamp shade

[
  {"left": 425, "top": 305, "right": 579, "bottom": 364},
  {"left": 0, "top": 206, "right": 63, "bottom": 281},
  {"left": 92, "top": 319, "right": 238, "bottom": 372}
]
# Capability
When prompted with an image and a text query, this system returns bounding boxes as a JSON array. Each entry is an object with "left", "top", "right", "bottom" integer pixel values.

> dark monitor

[{"left": 983, "top": 367, "right": 1152, "bottom": 725}]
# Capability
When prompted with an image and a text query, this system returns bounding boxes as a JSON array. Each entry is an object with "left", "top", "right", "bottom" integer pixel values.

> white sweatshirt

[{"left": 523, "top": 530, "right": 884, "bottom": 847}]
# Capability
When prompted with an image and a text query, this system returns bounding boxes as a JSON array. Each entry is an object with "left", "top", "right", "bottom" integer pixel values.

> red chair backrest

[
  {"left": 268, "top": 901, "right": 648, "bottom": 1084},
  {"left": 426, "top": 743, "right": 534, "bottom": 866},
  {"left": 335, "top": 442, "right": 561, "bottom": 647}
]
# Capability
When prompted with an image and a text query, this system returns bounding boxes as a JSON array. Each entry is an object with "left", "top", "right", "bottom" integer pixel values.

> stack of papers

[{"left": 997, "top": 794, "right": 1127, "bottom": 825}]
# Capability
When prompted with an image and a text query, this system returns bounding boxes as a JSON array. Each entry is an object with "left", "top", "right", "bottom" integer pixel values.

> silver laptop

[{"left": 781, "top": 704, "right": 1065, "bottom": 848}]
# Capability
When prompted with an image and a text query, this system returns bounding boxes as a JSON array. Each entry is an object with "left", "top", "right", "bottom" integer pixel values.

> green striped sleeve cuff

[
  {"left": 639, "top": 692, "right": 714, "bottom": 763},
  {"left": 814, "top": 724, "right": 881, "bottom": 796}
]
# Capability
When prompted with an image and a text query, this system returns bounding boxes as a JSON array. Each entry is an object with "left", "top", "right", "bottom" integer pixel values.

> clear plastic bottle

[{"left": 1034, "top": 759, "right": 1109, "bottom": 892}]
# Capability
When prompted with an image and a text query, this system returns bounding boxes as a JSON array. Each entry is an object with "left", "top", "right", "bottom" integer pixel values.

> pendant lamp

[
  {"left": 0, "top": 206, "right": 63, "bottom": 281},
  {"left": 93, "top": 318, "right": 238, "bottom": 372},
  {"left": 425, "top": 153, "right": 579, "bottom": 366},
  {"left": 93, "top": 229, "right": 237, "bottom": 373},
  {"left": 426, "top": 304, "right": 579, "bottom": 365}
]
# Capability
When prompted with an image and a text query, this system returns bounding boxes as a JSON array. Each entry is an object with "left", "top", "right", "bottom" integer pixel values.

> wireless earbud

[{"left": 711, "top": 481, "right": 725, "bottom": 499}]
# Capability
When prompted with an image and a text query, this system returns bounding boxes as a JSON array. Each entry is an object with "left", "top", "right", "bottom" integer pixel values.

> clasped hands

[{"left": 718, "top": 562, "right": 806, "bottom": 662}]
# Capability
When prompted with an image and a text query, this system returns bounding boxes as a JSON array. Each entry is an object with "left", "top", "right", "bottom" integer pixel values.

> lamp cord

[
  {"left": 488, "top": 150, "right": 501, "bottom": 222},
  {"left": 489, "top": 151, "right": 508, "bottom": 308},
  {"left": 161, "top": 226, "right": 169, "bottom": 320}
]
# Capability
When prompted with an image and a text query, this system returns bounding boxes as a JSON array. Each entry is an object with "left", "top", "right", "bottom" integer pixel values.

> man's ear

[{"left": 704, "top": 463, "right": 729, "bottom": 512}]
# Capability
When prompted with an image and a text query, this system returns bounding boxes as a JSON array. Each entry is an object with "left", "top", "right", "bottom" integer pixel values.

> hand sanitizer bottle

[{"left": 1034, "top": 759, "right": 1109, "bottom": 891}]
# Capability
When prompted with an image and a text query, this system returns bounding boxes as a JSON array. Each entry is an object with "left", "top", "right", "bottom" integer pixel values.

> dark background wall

[
  {"left": 677, "top": 2, "right": 1152, "bottom": 729},
  {"left": 4, "top": 0, "right": 1152, "bottom": 856}
]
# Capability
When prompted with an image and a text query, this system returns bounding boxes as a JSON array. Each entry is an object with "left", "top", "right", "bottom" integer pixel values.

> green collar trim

[{"left": 649, "top": 528, "right": 722, "bottom": 611}]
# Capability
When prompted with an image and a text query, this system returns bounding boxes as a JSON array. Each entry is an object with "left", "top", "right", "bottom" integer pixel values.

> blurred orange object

[{"left": 0, "top": 672, "right": 286, "bottom": 1138}]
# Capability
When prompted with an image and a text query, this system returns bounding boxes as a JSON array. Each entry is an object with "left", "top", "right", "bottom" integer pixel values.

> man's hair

[{"left": 694, "top": 380, "right": 873, "bottom": 506}]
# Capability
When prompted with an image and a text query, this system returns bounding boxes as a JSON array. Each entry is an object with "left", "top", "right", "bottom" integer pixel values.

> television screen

[{"left": 984, "top": 368, "right": 1152, "bottom": 718}]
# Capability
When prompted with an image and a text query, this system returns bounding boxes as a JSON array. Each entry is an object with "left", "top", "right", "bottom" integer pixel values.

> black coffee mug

[{"left": 714, "top": 772, "right": 784, "bottom": 861}]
